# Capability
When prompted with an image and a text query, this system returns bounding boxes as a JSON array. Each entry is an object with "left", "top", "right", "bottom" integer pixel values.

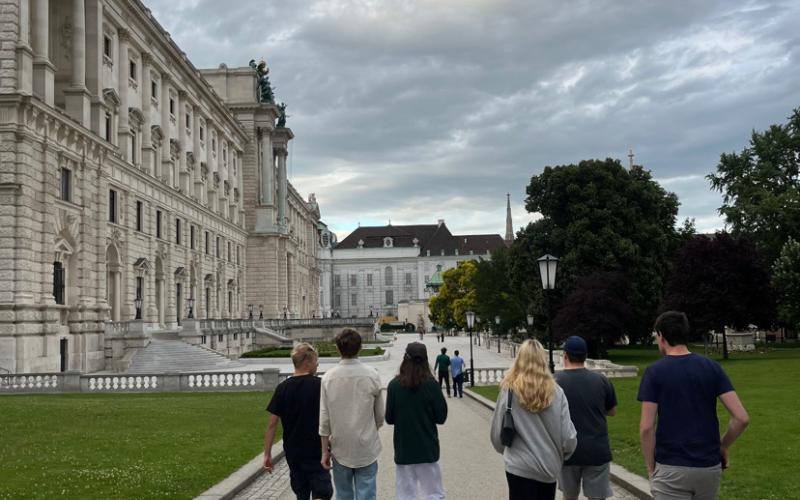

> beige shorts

[
  {"left": 650, "top": 462, "right": 722, "bottom": 500},
  {"left": 558, "top": 463, "right": 613, "bottom": 499}
]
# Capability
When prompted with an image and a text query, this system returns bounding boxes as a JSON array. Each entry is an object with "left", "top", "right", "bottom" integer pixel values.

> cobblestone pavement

[
  {"left": 233, "top": 335, "right": 641, "bottom": 499},
  {"left": 233, "top": 457, "right": 290, "bottom": 500}
]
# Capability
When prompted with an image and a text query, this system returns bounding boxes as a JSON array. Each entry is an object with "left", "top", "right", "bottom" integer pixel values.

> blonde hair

[
  {"left": 291, "top": 343, "right": 317, "bottom": 368},
  {"left": 501, "top": 339, "right": 556, "bottom": 413}
]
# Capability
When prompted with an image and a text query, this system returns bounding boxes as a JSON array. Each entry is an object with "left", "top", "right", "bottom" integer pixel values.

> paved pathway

[{"left": 233, "top": 334, "right": 640, "bottom": 499}]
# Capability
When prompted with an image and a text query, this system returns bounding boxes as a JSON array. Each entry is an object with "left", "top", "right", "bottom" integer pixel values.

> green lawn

[
  {"left": 467, "top": 346, "right": 800, "bottom": 500},
  {"left": 0, "top": 392, "right": 277, "bottom": 500}
]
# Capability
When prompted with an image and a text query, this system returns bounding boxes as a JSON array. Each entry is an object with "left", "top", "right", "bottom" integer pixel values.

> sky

[{"left": 145, "top": 0, "right": 800, "bottom": 239}]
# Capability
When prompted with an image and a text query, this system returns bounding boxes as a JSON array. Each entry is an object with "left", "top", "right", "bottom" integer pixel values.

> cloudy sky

[{"left": 146, "top": 0, "right": 799, "bottom": 238}]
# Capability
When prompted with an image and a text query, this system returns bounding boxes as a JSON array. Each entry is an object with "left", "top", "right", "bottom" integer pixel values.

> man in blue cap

[{"left": 555, "top": 336, "right": 617, "bottom": 500}]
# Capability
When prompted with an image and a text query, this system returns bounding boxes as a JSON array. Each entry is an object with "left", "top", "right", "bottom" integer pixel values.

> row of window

[
  {"left": 333, "top": 290, "right": 395, "bottom": 308},
  {"left": 107, "top": 187, "right": 241, "bottom": 264},
  {"left": 103, "top": 34, "right": 237, "bottom": 176},
  {"left": 333, "top": 270, "right": 413, "bottom": 288}
]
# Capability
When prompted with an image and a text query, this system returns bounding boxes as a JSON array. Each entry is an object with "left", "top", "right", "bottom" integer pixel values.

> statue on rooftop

[
  {"left": 249, "top": 59, "right": 274, "bottom": 104},
  {"left": 276, "top": 102, "right": 288, "bottom": 127}
]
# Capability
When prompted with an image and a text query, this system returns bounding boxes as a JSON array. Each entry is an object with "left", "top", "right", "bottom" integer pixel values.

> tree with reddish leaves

[
  {"left": 552, "top": 272, "right": 635, "bottom": 359},
  {"left": 660, "top": 232, "right": 776, "bottom": 359}
]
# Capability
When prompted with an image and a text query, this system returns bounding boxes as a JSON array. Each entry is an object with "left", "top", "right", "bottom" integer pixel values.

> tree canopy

[
  {"left": 708, "top": 108, "right": 800, "bottom": 264},
  {"left": 660, "top": 232, "right": 775, "bottom": 349},
  {"left": 428, "top": 260, "right": 477, "bottom": 330},
  {"left": 552, "top": 272, "right": 635, "bottom": 358},
  {"left": 772, "top": 237, "right": 800, "bottom": 333},
  {"left": 511, "top": 158, "right": 682, "bottom": 342},
  {"left": 473, "top": 247, "right": 528, "bottom": 339}
]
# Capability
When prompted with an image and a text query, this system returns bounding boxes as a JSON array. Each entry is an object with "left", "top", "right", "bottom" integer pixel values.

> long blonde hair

[{"left": 501, "top": 339, "right": 556, "bottom": 413}]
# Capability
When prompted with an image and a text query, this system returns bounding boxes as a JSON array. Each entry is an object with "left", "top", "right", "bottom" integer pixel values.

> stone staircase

[{"left": 126, "top": 334, "right": 245, "bottom": 374}]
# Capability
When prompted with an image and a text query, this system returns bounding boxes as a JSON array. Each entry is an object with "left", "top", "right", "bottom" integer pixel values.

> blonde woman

[{"left": 491, "top": 339, "right": 577, "bottom": 500}]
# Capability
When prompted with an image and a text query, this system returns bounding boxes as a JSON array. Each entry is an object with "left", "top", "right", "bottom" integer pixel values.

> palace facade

[{"left": 0, "top": 0, "right": 321, "bottom": 374}]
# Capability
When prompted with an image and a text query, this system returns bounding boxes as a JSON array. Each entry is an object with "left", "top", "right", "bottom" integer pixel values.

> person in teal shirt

[
  {"left": 386, "top": 342, "right": 448, "bottom": 499},
  {"left": 433, "top": 347, "right": 452, "bottom": 397}
]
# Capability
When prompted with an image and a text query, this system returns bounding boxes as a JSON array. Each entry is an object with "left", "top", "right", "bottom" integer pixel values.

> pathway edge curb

[
  {"left": 194, "top": 440, "right": 286, "bottom": 500},
  {"left": 463, "top": 388, "right": 653, "bottom": 500}
]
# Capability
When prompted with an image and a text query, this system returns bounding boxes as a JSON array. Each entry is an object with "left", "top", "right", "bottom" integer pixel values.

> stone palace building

[
  {"left": 318, "top": 217, "right": 509, "bottom": 321},
  {"left": 0, "top": 0, "right": 322, "bottom": 374}
]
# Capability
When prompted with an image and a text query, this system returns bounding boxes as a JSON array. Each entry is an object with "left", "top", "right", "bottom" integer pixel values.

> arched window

[{"left": 385, "top": 266, "right": 393, "bottom": 286}]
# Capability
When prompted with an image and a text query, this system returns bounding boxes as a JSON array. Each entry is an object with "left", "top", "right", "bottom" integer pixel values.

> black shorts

[{"left": 288, "top": 460, "right": 333, "bottom": 500}]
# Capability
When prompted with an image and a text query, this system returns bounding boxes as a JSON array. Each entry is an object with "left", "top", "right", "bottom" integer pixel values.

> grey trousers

[{"left": 650, "top": 463, "right": 722, "bottom": 500}]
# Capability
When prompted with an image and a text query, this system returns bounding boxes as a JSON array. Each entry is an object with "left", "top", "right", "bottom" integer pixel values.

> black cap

[
  {"left": 405, "top": 342, "right": 428, "bottom": 362},
  {"left": 563, "top": 336, "right": 587, "bottom": 357}
]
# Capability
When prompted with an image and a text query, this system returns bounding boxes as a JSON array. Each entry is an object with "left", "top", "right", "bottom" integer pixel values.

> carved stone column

[
  {"left": 192, "top": 106, "right": 202, "bottom": 200},
  {"left": 260, "top": 128, "right": 273, "bottom": 205},
  {"left": 31, "top": 0, "right": 54, "bottom": 105},
  {"left": 117, "top": 29, "right": 130, "bottom": 159},
  {"left": 140, "top": 53, "right": 153, "bottom": 175},
  {"left": 65, "top": 0, "right": 90, "bottom": 126},
  {"left": 276, "top": 147, "right": 288, "bottom": 228},
  {"left": 16, "top": 0, "right": 34, "bottom": 95},
  {"left": 160, "top": 73, "right": 172, "bottom": 181}
]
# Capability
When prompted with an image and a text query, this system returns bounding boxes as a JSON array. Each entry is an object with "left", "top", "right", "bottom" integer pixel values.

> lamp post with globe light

[
  {"left": 466, "top": 310, "right": 476, "bottom": 387},
  {"left": 537, "top": 254, "right": 559, "bottom": 373}
]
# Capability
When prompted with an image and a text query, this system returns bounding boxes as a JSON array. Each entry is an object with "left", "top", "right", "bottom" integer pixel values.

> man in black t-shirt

[
  {"left": 555, "top": 336, "right": 617, "bottom": 500},
  {"left": 264, "top": 343, "right": 332, "bottom": 500},
  {"left": 638, "top": 311, "right": 750, "bottom": 500}
]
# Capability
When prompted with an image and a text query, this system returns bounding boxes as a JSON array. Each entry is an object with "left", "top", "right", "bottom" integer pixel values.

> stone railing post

[{"left": 261, "top": 368, "right": 280, "bottom": 391}]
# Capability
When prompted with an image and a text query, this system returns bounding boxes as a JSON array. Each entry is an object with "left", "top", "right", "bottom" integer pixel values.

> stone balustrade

[
  {"left": 469, "top": 367, "right": 508, "bottom": 385},
  {"left": 0, "top": 368, "right": 280, "bottom": 395}
]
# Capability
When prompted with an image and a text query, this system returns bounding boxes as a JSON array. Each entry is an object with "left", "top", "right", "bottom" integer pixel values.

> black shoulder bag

[{"left": 500, "top": 390, "right": 516, "bottom": 447}]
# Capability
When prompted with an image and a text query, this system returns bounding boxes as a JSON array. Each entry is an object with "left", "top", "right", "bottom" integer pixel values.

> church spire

[{"left": 505, "top": 193, "right": 514, "bottom": 245}]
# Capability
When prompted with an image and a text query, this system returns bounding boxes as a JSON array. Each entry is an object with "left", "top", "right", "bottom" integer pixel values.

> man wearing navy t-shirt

[{"left": 638, "top": 311, "right": 750, "bottom": 500}]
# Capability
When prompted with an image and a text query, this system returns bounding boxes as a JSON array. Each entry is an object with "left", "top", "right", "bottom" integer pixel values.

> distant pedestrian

[
  {"left": 433, "top": 347, "right": 451, "bottom": 397},
  {"left": 555, "top": 336, "right": 617, "bottom": 500},
  {"left": 386, "top": 342, "right": 448, "bottom": 499},
  {"left": 450, "top": 350, "right": 465, "bottom": 398},
  {"left": 263, "top": 343, "right": 333, "bottom": 500},
  {"left": 491, "top": 339, "right": 577, "bottom": 500},
  {"left": 639, "top": 311, "right": 750, "bottom": 500},
  {"left": 320, "top": 329, "right": 385, "bottom": 500}
]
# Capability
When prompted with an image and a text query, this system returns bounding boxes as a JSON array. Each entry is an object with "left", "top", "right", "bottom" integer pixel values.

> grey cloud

[{"left": 145, "top": 0, "right": 800, "bottom": 236}]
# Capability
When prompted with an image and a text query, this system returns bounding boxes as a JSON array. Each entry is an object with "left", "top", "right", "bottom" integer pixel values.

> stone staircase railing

[{"left": 0, "top": 368, "right": 280, "bottom": 395}]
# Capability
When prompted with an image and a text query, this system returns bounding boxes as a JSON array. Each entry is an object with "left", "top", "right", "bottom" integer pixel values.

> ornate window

[
  {"left": 383, "top": 237, "right": 393, "bottom": 248},
  {"left": 385, "top": 267, "right": 393, "bottom": 286}
]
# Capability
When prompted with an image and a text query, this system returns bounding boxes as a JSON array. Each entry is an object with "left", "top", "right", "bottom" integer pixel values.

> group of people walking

[{"left": 263, "top": 310, "right": 750, "bottom": 500}]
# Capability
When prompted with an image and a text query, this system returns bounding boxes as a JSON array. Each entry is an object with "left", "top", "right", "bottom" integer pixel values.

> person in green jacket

[
  {"left": 433, "top": 347, "right": 452, "bottom": 397},
  {"left": 386, "top": 342, "right": 448, "bottom": 500}
]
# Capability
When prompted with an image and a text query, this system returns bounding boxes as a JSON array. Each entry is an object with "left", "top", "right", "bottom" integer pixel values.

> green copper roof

[{"left": 428, "top": 264, "right": 445, "bottom": 287}]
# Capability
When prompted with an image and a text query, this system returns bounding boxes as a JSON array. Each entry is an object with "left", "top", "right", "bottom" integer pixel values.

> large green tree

[
  {"left": 473, "top": 247, "right": 528, "bottom": 340},
  {"left": 708, "top": 108, "right": 800, "bottom": 264},
  {"left": 552, "top": 272, "right": 635, "bottom": 358},
  {"left": 772, "top": 237, "right": 800, "bottom": 333},
  {"left": 511, "top": 158, "right": 682, "bottom": 342},
  {"left": 428, "top": 260, "right": 477, "bottom": 331},
  {"left": 660, "top": 232, "right": 775, "bottom": 358}
]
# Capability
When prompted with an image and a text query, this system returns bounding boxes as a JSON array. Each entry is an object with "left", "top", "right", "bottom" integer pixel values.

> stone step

[{"left": 126, "top": 338, "right": 244, "bottom": 374}]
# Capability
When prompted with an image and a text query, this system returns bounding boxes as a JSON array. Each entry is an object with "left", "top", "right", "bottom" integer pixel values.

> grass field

[
  {"left": 467, "top": 346, "right": 800, "bottom": 500},
  {"left": 0, "top": 392, "right": 277, "bottom": 500}
]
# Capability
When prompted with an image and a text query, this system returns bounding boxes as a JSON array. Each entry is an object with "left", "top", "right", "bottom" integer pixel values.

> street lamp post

[
  {"left": 248, "top": 304, "right": 253, "bottom": 320},
  {"left": 134, "top": 295, "right": 143, "bottom": 320},
  {"left": 495, "top": 315, "right": 501, "bottom": 353},
  {"left": 527, "top": 314, "right": 534, "bottom": 334},
  {"left": 187, "top": 297, "right": 194, "bottom": 319},
  {"left": 476, "top": 316, "right": 481, "bottom": 346},
  {"left": 537, "top": 254, "right": 559, "bottom": 373},
  {"left": 466, "top": 310, "right": 476, "bottom": 388}
]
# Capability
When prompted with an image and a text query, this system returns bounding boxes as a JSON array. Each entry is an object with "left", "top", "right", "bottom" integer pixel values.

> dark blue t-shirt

[{"left": 637, "top": 353, "right": 734, "bottom": 467}]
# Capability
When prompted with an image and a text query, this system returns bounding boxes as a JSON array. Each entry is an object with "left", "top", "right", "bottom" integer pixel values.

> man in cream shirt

[{"left": 320, "top": 328, "right": 385, "bottom": 500}]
